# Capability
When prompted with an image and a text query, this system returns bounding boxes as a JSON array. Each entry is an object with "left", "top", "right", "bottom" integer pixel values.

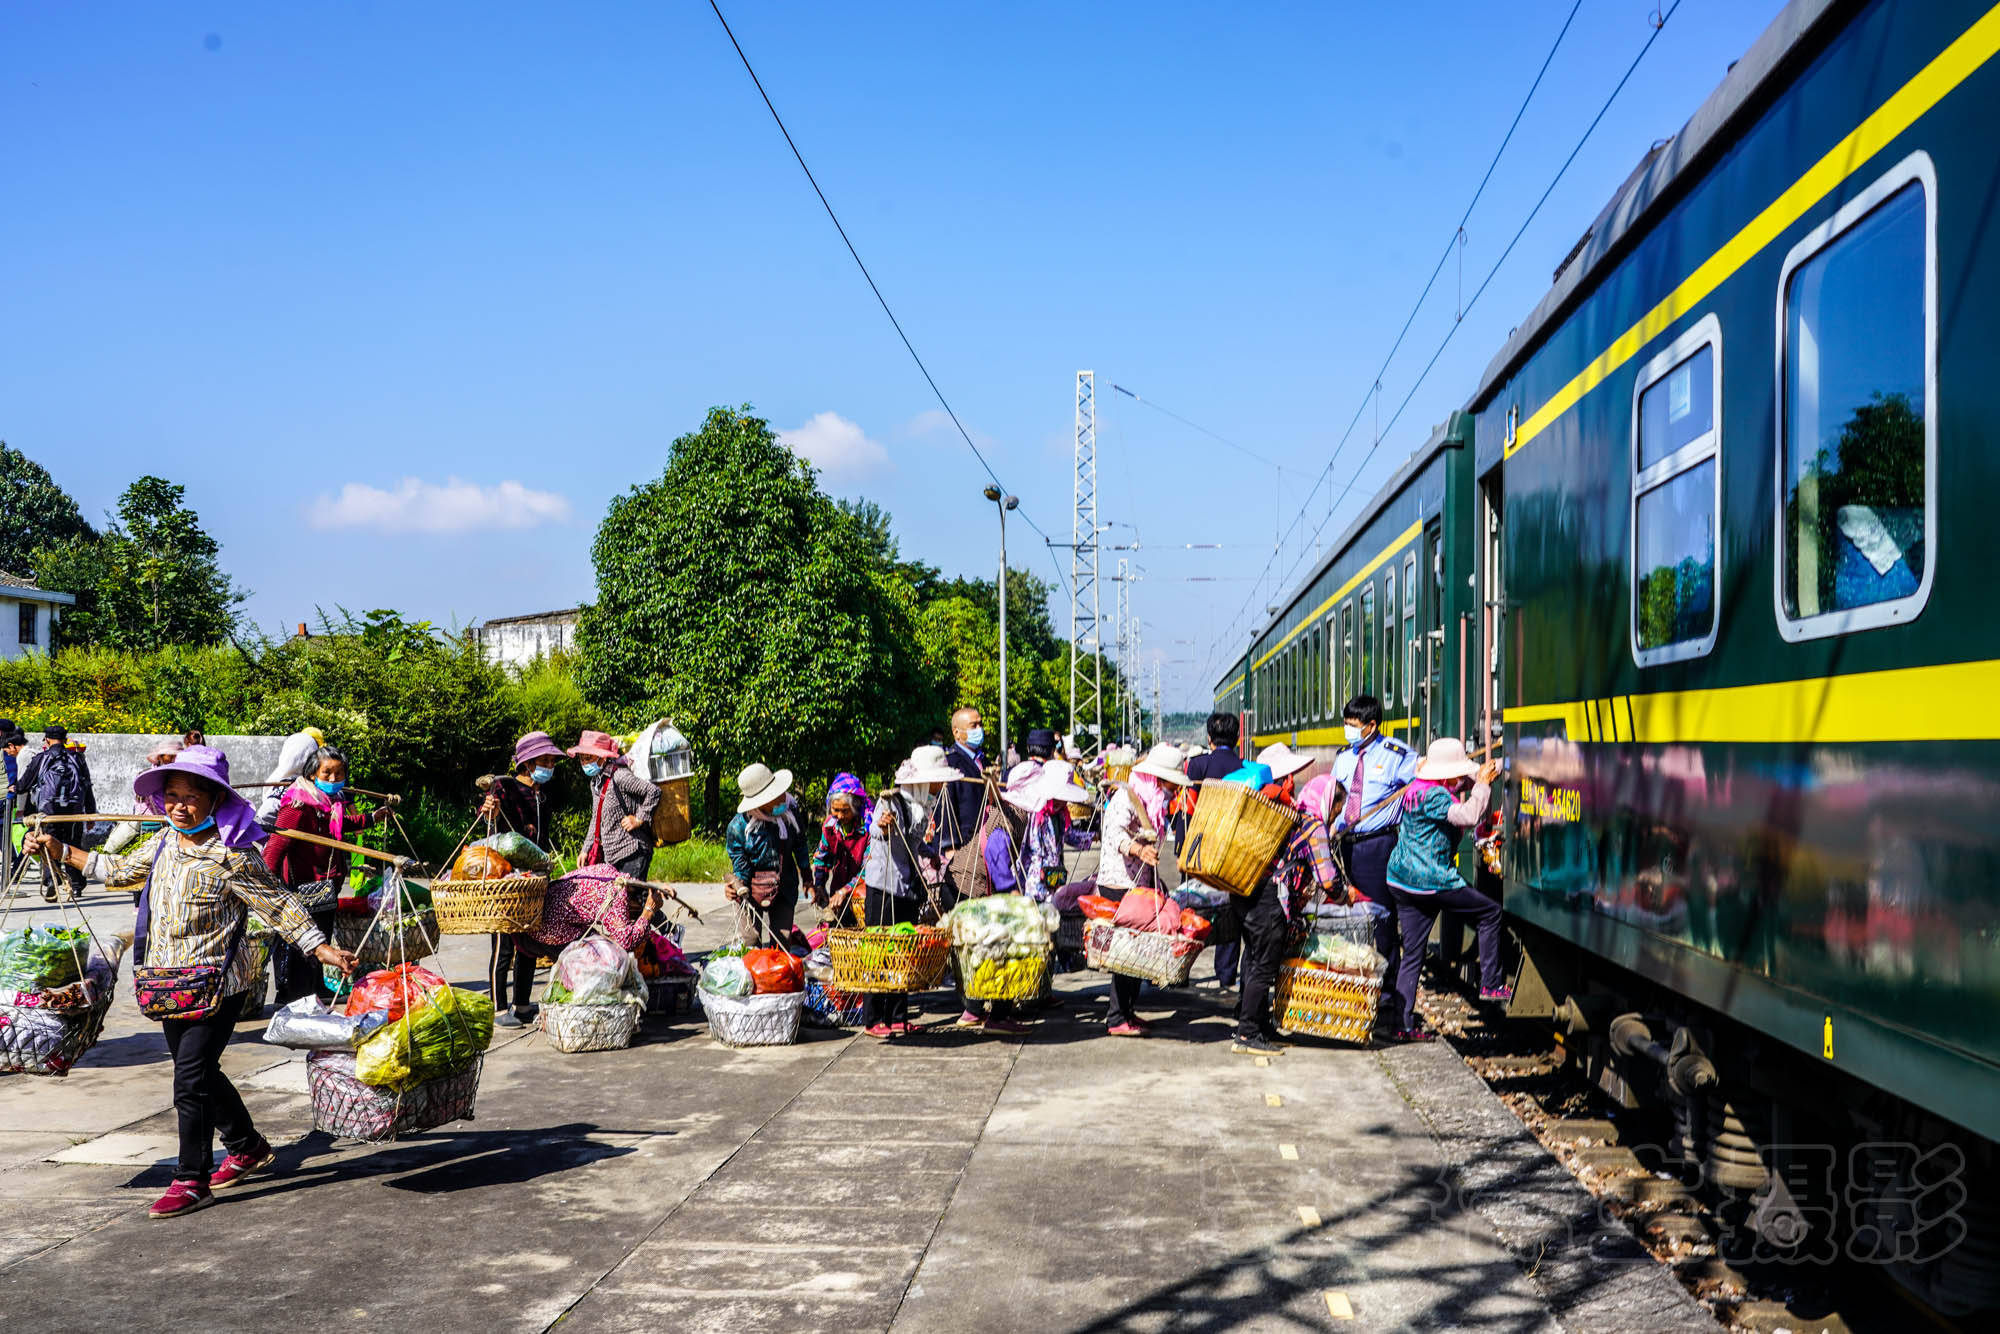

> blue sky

[{"left": 4, "top": 0, "right": 1785, "bottom": 708}]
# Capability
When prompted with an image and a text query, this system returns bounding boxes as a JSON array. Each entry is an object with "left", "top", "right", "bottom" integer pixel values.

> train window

[
  {"left": 1402, "top": 553, "right": 1418, "bottom": 714},
  {"left": 1309, "top": 624, "right": 1324, "bottom": 722},
  {"left": 1382, "top": 570, "right": 1398, "bottom": 708},
  {"left": 1631, "top": 314, "right": 1722, "bottom": 666},
  {"left": 1360, "top": 584, "right": 1377, "bottom": 702},
  {"left": 1339, "top": 601, "right": 1354, "bottom": 707},
  {"left": 1776, "top": 153, "right": 1934, "bottom": 640}
]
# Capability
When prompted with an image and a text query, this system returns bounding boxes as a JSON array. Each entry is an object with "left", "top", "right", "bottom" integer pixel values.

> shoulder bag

[{"left": 132, "top": 842, "right": 249, "bottom": 1022}]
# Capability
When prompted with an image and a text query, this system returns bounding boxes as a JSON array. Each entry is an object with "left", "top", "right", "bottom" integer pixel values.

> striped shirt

[{"left": 96, "top": 837, "right": 327, "bottom": 997}]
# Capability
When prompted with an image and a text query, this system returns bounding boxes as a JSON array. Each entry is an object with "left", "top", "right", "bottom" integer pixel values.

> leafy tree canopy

[
  {"left": 35, "top": 476, "right": 245, "bottom": 651},
  {"left": 0, "top": 443, "right": 94, "bottom": 579}
]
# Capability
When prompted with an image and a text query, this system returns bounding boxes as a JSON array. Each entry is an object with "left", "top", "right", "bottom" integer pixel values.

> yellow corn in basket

[
  {"left": 959, "top": 949, "right": 1049, "bottom": 1002},
  {"left": 1178, "top": 781, "right": 1300, "bottom": 896},
  {"left": 1272, "top": 961, "right": 1380, "bottom": 1045},
  {"left": 828, "top": 926, "right": 953, "bottom": 994},
  {"left": 429, "top": 876, "right": 548, "bottom": 934}
]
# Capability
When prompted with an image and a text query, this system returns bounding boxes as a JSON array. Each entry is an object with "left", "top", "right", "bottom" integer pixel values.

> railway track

[{"left": 1414, "top": 984, "right": 1968, "bottom": 1334}]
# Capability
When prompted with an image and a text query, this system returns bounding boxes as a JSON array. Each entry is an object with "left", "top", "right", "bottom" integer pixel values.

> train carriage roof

[{"left": 1470, "top": 0, "right": 1841, "bottom": 410}]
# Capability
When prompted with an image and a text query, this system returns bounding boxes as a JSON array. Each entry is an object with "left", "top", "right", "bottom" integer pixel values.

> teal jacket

[
  {"left": 1384, "top": 781, "right": 1490, "bottom": 895},
  {"left": 725, "top": 804, "right": 804, "bottom": 895}
]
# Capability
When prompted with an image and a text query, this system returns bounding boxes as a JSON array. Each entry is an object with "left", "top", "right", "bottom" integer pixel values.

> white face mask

[{"left": 1343, "top": 724, "right": 1364, "bottom": 745}]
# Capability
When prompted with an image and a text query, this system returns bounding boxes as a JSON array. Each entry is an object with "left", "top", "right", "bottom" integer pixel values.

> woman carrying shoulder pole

[
  {"left": 860, "top": 746, "right": 960, "bottom": 1038},
  {"left": 25, "top": 747, "right": 358, "bottom": 1220},
  {"left": 571, "top": 731, "right": 658, "bottom": 881},
  {"left": 263, "top": 744, "right": 397, "bottom": 1005},
  {"left": 478, "top": 731, "right": 566, "bottom": 1029}
]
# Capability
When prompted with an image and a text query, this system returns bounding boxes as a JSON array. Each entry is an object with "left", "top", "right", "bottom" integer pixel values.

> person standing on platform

[
  {"left": 478, "top": 731, "right": 566, "bottom": 1029},
  {"left": 1329, "top": 695, "right": 1419, "bottom": 1012},
  {"left": 860, "top": 746, "right": 960, "bottom": 1038},
  {"left": 937, "top": 706, "right": 986, "bottom": 856},
  {"left": 1183, "top": 712, "right": 1243, "bottom": 989}
]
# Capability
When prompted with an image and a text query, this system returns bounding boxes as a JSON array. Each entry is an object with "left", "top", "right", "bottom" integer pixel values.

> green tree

[
  {"left": 34, "top": 476, "right": 245, "bottom": 650},
  {"left": 579, "top": 407, "right": 946, "bottom": 826},
  {"left": 0, "top": 443, "right": 95, "bottom": 578}
]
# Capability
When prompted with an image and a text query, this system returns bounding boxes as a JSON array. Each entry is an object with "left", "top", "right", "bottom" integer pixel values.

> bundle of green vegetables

[{"left": 943, "top": 895, "right": 1056, "bottom": 968}]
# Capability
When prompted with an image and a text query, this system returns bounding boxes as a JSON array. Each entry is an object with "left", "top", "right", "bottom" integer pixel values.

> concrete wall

[
  {"left": 474, "top": 610, "right": 581, "bottom": 671},
  {"left": 0, "top": 594, "right": 67, "bottom": 663},
  {"left": 20, "top": 732, "right": 288, "bottom": 814}
]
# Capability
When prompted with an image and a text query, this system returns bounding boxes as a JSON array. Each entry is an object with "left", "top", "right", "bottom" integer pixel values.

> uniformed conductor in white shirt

[{"left": 1330, "top": 694, "right": 1418, "bottom": 995}]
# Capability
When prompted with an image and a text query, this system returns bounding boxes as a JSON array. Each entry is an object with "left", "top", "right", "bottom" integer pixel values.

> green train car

[{"left": 1219, "top": 0, "right": 2000, "bottom": 1309}]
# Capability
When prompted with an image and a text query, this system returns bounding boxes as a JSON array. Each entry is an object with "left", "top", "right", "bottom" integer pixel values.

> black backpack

[{"left": 32, "top": 747, "right": 83, "bottom": 812}]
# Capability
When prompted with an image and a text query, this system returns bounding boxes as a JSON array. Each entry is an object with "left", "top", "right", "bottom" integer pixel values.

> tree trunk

[{"left": 704, "top": 759, "right": 724, "bottom": 835}]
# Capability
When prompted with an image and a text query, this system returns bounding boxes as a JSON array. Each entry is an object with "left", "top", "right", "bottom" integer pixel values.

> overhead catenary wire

[
  {"left": 1196, "top": 0, "right": 1673, "bottom": 691},
  {"left": 705, "top": 0, "right": 1070, "bottom": 597}
]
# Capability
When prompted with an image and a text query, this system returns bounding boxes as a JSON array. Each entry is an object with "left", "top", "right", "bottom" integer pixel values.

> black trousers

[
  {"left": 1105, "top": 973, "right": 1144, "bottom": 1027},
  {"left": 1343, "top": 832, "right": 1403, "bottom": 982},
  {"left": 1384, "top": 882, "right": 1504, "bottom": 1031},
  {"left": 163, "top": 991, "right": 254, "bottom": 1182},
  {"left": 860, "top": 887, "right": 920, "bottom": 1027},
  {"left": 275, "top": 909, "right": 337, "bottom": 1006},
  {"left": 609, "top": 846, "right": 652, "bottom": 880},
  {"left": 1230, "top": 879, "right": 1289, "bottom": 1041},
  {"left": 489, "top": 933, "right": 537, "bottom": 1014}
]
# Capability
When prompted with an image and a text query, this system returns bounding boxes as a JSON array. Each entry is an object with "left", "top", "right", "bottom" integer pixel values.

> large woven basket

[
  {"left": 828, "top": 926, "right": 952, "bottom": 994},
  {"left": 1083, "top": 921, "right": 1204, "bottom": 987},
  {"left": 1179, "top": 781, "right": 1300, "bottom": 896},
  {"left": 333, "top": 909, "right": 440, "bottom": 969},
  {"left": 1272, "top": 962, "right": 1381, "bottom": 1045},
  {"left": 541, "top": 1001, "right": 641, "bottom": 1053},
  {"left": 958, "top": 948, "right": 1050, "bottom": 1002},
  {"left": 306, "top": 1049, "right": 480, "bottom": 1141},
  {"left": 699, "top": 988, "right": 804, "bottom": 1047},
  {"left": 430, "top": 876, "right": 548, "bottom": 934},
  {"left": 0, "top": 986, "right": 113, "bottom": 1077}
]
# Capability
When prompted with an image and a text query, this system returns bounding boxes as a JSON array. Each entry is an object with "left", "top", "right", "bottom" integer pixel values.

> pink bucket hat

[{"left": 567, "top": 730, "right": 623, "bottom": 761}]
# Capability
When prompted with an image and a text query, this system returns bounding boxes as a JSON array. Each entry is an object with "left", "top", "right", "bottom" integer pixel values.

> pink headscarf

[
  {"left": 279, "top": 776, "right": 354, "bottom": 843},
  {"left": 1127, "top": 772, "right": 1171, "bottom": 831},
  {"left": 1294, "top": 774, "right": 1336, "bottom": 823}
]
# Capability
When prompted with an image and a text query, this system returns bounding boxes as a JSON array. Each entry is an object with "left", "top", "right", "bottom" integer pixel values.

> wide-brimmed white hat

[
  {"left": 1131, "top": 743, "right": 1189, "bottom": 785},
  {"left": 736, "top": 762, "right": 795, "bottom": 812},
  {"left": 1005, "top": 758, "right": 1091, "bottom": 811},
  {"left": 894, "top": 744, "right": 963, "bottom": 787},
  {"left": 1255, "top": 742, "right": 1316, "bottom": 782},
  {"left": 1414, "top": 737, "right": 1480, "bottom": 781}
]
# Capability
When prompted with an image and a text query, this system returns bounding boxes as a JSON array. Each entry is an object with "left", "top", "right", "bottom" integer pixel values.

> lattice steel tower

[{"left": 1070, "top": 371, "right": 1103, "bottom": 758}]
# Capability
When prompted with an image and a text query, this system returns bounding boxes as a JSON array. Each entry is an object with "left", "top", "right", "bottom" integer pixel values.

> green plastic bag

[
  {"left": 0, "top": 926, "right": 92, "bottom": 990},
  {"left": 354, "top": 986, "right": 494, "bottom": 1091}
]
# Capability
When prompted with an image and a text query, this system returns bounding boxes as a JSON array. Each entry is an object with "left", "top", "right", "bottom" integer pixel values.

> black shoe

[
  {"left": 494, "top": 1012, "right": 524, "bottom": 1029},
  {"left": 515, "top": 1005, "right": 539, "bottom": 1024},
  {"left": 1231, "top": 1035, "right": 1283, "bottom": 1055}
]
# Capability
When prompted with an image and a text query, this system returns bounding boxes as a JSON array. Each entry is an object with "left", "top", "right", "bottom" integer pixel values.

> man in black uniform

[{"left": 1183, "top": 711, "right": 1244, "bottom": 989}]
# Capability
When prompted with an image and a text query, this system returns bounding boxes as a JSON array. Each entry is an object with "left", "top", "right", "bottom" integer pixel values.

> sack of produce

[
  {"left": 1300, "top": 931, "right": 1386, "bottom": 977},
  {"left": 1170, "top": 885, "right": 1231, "bottom": 910},
  {"left": 344, "top": 963, "right": 448, "bottom": 1024},
  {"left": 354, "top": 986, "right": 494, "bottom": 1091},
  {"left": 546, "top": 937, "right": 644, "bottom": 1007},
  {"left": 473, "top": 832, "right": 551, "bottom": 873},
  {"left": 0, "top": 926, "right": 92, "bottom": 991},
  {"left": 264, "top": 995, "right": 391, "bottom": 1050},
  {"left": 946, "top": 894, "right": 1055, "bottom": 1001},
  {"left": 1178, "top": 911, "right": 1212, "bottom": 943},
  {"left": 804, "top": 944, "right": 834, "bottom": 983},
  {"left": 1077, "top": 894, "right": 1120, "bottom": 921},
  {"left": 699, "top": 956, "right": 754, "bottom": 998},
  {"left": 743, "top": 948, "right": 804, "bottom": 995},
  {"left": 451, "top": 846, "right": 515, "bottom": 881},
  {"left": 1113, "top": 888, "right": 1182, "bottom": 935}
]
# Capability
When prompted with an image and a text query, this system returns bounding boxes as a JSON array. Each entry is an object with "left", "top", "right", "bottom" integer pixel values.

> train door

[
  {"left": 1477, "top": 470, "right": 1506, "bottom": 752},
  {"left": 1418, "top": 518, "right": 1445, "bottom": 748}
]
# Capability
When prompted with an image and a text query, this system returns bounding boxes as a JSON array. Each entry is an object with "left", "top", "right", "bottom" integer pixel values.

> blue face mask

[
  {"left": 581, "top": 762, "right": 601, "bottom": 779},
  {"left": 315, "top": 779, "right": 346, "bottom": 797},
  {"left": 531, "top": 767, "right": 555, "bottom": 785},
  {"left": 172, "top": 815, "right": 217, "bottom": 835},
  {"left": 966, "top": 727, "right": 985, "bottom": 750},
  {"left": 1343, "top": 724, "right": 1363, "bottom": 745}
]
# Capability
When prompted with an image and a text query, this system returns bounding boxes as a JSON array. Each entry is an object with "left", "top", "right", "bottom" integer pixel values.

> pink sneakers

[
  {"left": 148, "top": 1179, "right": 215, "bottom": 1220},
  {"left": 209, "top": 1139, "right": 276, "bottom": 1191}
]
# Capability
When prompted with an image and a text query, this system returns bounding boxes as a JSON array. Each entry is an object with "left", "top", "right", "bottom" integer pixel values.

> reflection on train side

[{"left": 1509, "top": 729, "right": 2000, "bottom": 1051}]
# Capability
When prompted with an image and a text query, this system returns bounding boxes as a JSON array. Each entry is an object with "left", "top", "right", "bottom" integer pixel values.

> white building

[
  {"left": 473, "top": 607, "right": 583, "bottom": 670},
  {"left": 0, "top": 574, "right": 75, "bottom": 661}
]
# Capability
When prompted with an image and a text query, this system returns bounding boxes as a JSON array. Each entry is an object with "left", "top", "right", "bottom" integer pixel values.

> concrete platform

[{"left": 0, "top": 879, "right": 1709, "bottom": 1332}]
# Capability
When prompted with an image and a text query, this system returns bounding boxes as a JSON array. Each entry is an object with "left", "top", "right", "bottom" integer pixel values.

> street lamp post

[{"left": 984, "top": 485, "right": 1019, "bottom": 765}]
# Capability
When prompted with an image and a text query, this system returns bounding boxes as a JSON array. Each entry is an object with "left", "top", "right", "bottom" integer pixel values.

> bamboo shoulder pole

[
  {"left": 616, "top": 876, "right": 704, "bottom": 923},
  {"left": 23, "top": 813, "right": 422, "bottom": 872}
]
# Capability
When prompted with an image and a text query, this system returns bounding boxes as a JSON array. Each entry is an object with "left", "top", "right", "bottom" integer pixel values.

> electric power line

[{"left": 706, "top": 0, "right": 1070, "bottom": 598}]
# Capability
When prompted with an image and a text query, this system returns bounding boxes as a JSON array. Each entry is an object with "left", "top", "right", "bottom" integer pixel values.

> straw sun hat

[
  {"left": 736, "top": 762, "right": 795, "bottom": 812},
  {"left": 1131, "top": 743, "right": 1189, "bottom": 784},
  {"left": 1413, "top": 737, "right": 1481, "bottom": 781},
  {"left": 1254, "top": 742, "right": 1316, "bottom": 781}
]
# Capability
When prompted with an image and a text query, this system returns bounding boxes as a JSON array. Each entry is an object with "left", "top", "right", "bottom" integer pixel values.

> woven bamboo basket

[
  {"left": 1178, "top": 781, "right": 1300, "bottom": 896},
  {"left": 651, "top": 778, "right": 692, "bottom": 845},
  {"left": 306, "top": 1049, "right": 480, "bottom": 1141},
  {"left": 699, "top": 987, "right": 804, "bottom": 1047},
  {"left": 0, "top": 987, "right": 113, "bottom": 1077},
  {"left": 828, "top": 926, "right": 953, "bottom": 994},
  {"left": 1272, "top": 962, "right": 1381, "bottom": 1045},
  {"left": 430, "top": 876, "right": 548, "bottom": 934},
  {"left": 958, "top": 948, "right": 1050, "bottom": 1002},
  {"left": 333, "top": 909, "right": 440, "bottom": 969},
  {"left": 1083, "top": 921, "right": 1205, "bottom": 987},
  {"left": 541, "top": 1001, "right": 641, "bottom": 1053}
]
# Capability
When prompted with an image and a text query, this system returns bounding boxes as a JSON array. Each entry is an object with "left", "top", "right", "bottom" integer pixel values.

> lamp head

[
  {"left": 1003, "top": 495, "right": 1019, "bottom": 511},
  {"left": 982, "top": 485, "right": 1003, "bottom": 503}
]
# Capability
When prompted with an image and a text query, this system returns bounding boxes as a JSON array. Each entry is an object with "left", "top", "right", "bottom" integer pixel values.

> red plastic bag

[
  {"left": 343, "top": 963, "right": 447, "bottom": 1023},
  {"left": 1178, "top": 911, "right": 1211, "bottom": 943},
  {"left": 743, "top": 948, "right": 804, "bottom": 995},
  {"left": 451, "top": 847, "right": 513, "bottom": 881},
  {"left": 1078, "top": 894, "right": 1120, "bottom": 921}
]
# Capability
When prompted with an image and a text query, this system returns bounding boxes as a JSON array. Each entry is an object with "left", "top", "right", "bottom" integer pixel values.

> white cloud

[
  {"left": 780, "top": 411, "right": 889, "bottom": 475},
  {"left": 903, "top": 408, "right": 954, "bottom": 437},
  {"left": 307, "top": 478, "right": 573, "bottom": 533}
]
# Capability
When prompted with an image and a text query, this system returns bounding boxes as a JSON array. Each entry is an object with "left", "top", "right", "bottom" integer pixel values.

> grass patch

[{"left": 649, "top": 837, "right": 731, "bottom": 883}]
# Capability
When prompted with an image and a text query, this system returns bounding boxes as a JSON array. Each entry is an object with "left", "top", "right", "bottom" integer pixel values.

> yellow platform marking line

[
  {"left": 1298, "top": 1205, "right": 1322, "bottom": 1227},
  {"left": 1505, "top": 658, "right": 2000, "bottom": 744},
  {"left": 1266, "top": 1092, "right": 1284, "bottom": 1107},
  {"left": 1279, "top": 1143, "right": 1300, "bottom": 1161},
  {"left": 1505, "top": 3, "right": 2000, "bottom": 461},
  {"left": 1249, "top": 522, "right": 1422, "bottom": 673},
  {"left": 1324, "top": 1291, "right": 1355, "bottom": 1320}
]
